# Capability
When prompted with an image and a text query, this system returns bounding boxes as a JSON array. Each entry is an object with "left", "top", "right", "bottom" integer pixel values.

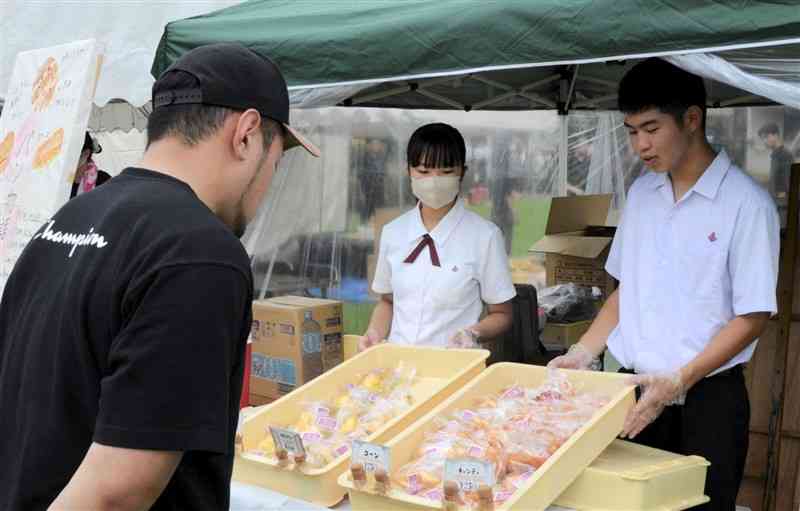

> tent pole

[
  {"left": 763, "top": 162, "right": 800, "bottom": 511},
  {"left": 564, "top": 65, "right": 580, "bottom": 113},
  {"left": 558, "top": 115, "right": 568, "bottom": 196}
]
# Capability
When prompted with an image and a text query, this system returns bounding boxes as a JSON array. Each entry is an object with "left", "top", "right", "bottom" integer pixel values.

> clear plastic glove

[
  {"left": 622, "top": 371, "right": 686, "bottom": 439},
  {"left": 358, "top": 329, "right": 384, "bottom": 352},
  {"left": 547, "top": 342, "right": 599, "bottom": 370},
  {"left": 447, "top": 328, "right": 480, "bottom": 349}
]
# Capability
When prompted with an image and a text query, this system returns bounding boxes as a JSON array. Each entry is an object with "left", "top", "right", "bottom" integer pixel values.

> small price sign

[
  {"left": 269, "top": 426, "right": 305, "bottom": 456},
  {"left": 445, "top": 459, "right": 496, "bottom": 492},
  {"left": 351, "top": 440, "right": 390, "bottom": 473}
]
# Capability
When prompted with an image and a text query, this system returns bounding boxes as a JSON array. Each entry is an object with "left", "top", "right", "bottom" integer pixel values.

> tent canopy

[{"left": 152, "top": 0, "right": 800, "bottom": 110}]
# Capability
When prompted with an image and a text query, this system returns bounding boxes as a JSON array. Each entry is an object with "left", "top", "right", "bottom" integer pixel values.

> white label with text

[
  {"left": 269, "top": 427, "right": 305, "bottom": 456},
  {"left": 351, "top": 440, "right": 390, "bottom": 473},
  {"left": 444, "top": 459, "right": 496, "bottom": 492}
]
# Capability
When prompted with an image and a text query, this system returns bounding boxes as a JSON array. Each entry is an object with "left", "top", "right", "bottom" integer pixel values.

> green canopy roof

[{"left": 152, "top": 0, "right": 800, "bottom": 110}]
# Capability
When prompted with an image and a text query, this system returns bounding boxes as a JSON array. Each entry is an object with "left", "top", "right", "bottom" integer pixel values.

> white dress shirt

[
  {"left": 606, "top": 150, "right": 780, "bottom": 375},
  {"left": 372, "top": 199, "right": 516, "bottom": 347}
]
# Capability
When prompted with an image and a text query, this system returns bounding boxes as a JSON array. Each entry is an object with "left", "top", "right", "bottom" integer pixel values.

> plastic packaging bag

[
  {"left": 248, "top": 363, "right": 418, "bottom": 468},
  {"left": 538, "top": 283, "right": 600, "bottom": 323},
  {"left": 394, "top": 370, "right": 612, "bottom": 507}
]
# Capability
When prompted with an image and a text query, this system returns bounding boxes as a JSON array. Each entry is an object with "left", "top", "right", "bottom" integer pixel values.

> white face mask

[{"left": 411, "top": 175, "right": 461, "bottom": 209}]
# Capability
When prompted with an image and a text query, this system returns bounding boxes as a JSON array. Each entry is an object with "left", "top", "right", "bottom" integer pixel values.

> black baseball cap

[{"left": 152, "top": 43, "right": 320, "bottom": 157}]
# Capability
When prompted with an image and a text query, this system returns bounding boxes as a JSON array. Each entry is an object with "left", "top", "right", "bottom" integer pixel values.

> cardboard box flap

[
  {"left": 269, "top": 295, "right": 340, "bottom": 307},
  {"left": 253, "top": 300, "right": 299, "bottom": 310},
  {"left": 545, "top": 194, "right": 613, "bottom": 234},
  {"left": 531, "top": 234, "right": 612, "bottom": 259}
]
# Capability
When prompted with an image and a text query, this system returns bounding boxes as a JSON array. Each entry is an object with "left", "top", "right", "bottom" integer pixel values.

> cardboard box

[
  {"left": 541, "top": 320, "right": 593, "bottom": 351},
  {"left": 249, "top": 296, "right": 343, "bottom": 403},
  {"left": 509, "top": 256, "right": 546, "bottom": 288},
  {"left": 530, "top": 194, "right": 617, "bottom": 300}
]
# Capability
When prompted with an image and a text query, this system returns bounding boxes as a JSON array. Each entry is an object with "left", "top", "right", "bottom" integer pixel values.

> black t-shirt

[{"left": 0, "top": 168, "right": 253, "bottom": 510}]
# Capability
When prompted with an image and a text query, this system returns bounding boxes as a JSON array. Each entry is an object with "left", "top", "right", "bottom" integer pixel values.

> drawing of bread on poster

[
  {"left": 0, "top": 39, "right": 102, "bottom": 293},
  {"left": 32, "top": 57, "right": 58, "bottom": 112},
  {"left": 33, "top": 128, "right": 64, "bottom": 169},
  {"left": 0, "top": 132, "right": 14, "bottom": 174}
]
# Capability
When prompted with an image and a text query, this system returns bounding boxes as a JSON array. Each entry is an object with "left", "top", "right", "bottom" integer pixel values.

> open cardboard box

[{"left": 529, "top": 194, "right": 617, "bottom": 301}]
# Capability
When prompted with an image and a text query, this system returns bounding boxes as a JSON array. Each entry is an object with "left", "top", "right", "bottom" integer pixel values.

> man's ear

[
  {"left": 231, "top": 109, "right": 262, "bottom": 160},
  {"left": 683, "top": 106, "right": 704, "bottom": 134}
]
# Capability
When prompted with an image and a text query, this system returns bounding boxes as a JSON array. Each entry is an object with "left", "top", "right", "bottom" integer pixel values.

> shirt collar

[
  {"left": 647, "top": 150, "right": 731, "bottom": 201},
  {"left": 691, "top": 150, "right": 731, "bottom": 200},
  {"left": 407, "top": 198, "right": 467, "bottom": 247}
]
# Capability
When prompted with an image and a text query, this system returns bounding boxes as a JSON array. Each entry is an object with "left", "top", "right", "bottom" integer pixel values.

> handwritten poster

[{"left": 0, "top": 39, "right": 101, "bottom": 294}]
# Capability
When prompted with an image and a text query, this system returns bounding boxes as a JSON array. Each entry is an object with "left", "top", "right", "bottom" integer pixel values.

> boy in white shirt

[{"left": 550, "top": 58, "right": 780, "bottom": 510}]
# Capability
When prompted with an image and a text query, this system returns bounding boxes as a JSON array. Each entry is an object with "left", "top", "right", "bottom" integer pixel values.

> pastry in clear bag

[{"left": 394, "top": 370, "right": 613, "bottom": 507}]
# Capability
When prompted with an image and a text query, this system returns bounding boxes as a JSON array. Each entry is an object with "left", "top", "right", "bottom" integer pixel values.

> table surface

[
  {"left": 230, "top": 482, "right": 574, "bottom": 511},
  {"left": 231, "top": 482, "right": 753, "bottom": 511}
]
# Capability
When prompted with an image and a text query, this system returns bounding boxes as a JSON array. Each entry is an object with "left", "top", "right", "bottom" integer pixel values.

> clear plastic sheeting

[
  {"left": 241, "top": 107, "right": 642, "bottom": 333},
  {"left": 668, "top": 53, "right": 800, "bottom": 109},
  {"left": 289, "top": 84, "right": 372, "bottom": 109},
  {"left": 242, "top": 104, "right": 799, "bottom": 335},
  {"left": 721, "top": 48, "right": 800, "bottom": 86}
]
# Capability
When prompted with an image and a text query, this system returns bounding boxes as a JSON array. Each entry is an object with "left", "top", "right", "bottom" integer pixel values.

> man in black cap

[{"left": 0, "top": 43, "right": 319, "bottom": 511}]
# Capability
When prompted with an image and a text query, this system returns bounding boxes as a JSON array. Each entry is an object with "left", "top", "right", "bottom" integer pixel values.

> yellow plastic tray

[
  {"left": 555, "top": 440, "right": 709, "bottom": 510},
  {"left": 343, "top": 334, "right": 359, "bottom": 361},
  {"left": 234, "top": 344, "right": 489, "bottom": 507},
  {"left": 339, "top": 362, "right": 635, "bottom": 511}
]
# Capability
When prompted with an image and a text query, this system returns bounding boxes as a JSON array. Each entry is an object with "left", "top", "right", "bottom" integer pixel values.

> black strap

[{"left": 153, "top": 88, "right": 203, "bottom": 108}]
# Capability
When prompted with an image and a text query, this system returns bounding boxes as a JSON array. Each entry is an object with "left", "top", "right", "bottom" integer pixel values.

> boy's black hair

[{"left": 618, "top": 58, "right": 707, "bottom": 128}]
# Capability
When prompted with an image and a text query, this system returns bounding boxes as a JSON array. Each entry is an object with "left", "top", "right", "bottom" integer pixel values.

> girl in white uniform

[{"left": 361, "top": 123, "right": 516, "bottom": 350}]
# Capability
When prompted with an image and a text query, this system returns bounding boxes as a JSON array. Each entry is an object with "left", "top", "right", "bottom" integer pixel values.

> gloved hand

[
  {"left": 358, "top": 329, "right": 384, "bottom": 352},
  {"left": 622, "top": 371, "right": 686, "bottom": 439},
  {"left": 547, "top": 342, "right": 600, "bottom": 370},
  {"left": 448, "top": 328, "right": 480, "bottom": 349}
]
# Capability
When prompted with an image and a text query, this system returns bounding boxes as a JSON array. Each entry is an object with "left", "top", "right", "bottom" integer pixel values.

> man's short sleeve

[
  {"left": 729, "top": 200, "right": 780, "bottom": 316},
  {"left": 479, "top": 229, "right": 517, "bottom": 305},
  {"left": 372, "top": 230, "right": 393, "bottom": 295},
  {"left": 605, "top": 214, "right": 625, "bottom": 281},
  {"left": 606, "top": 189, "right": 636, "bottom": 281},
  {"left": 94, "top": 264, "right": 250, "bottom": 453}
]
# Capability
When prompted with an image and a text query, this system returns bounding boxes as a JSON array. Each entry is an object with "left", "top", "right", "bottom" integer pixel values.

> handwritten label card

[
  {"left": 269, "top": 426, "right": 305, "bottom": 456},
  {"left": 351, "top": 440, "right": 390, "bottom": 474},
  {"left": 444, "top": 458, "right": 496, "bottom": 492}
]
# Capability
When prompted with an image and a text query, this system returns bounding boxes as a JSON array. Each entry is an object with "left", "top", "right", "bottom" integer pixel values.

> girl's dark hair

[{"left": 407, "top": 123, "right": 466, "bottom": 169}]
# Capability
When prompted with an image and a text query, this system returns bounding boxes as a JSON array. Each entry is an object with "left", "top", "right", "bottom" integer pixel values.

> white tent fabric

[
  {"left": 93, "top": 130, "right": 147, "bottom": 178},
  {"left": 0, "top": 0, "right": 242, "bottom": 107}
]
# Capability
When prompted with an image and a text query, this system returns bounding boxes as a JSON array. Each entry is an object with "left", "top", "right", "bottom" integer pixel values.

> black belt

[{"left": 619, "top": 364, "right": 744, "bottom": 378}]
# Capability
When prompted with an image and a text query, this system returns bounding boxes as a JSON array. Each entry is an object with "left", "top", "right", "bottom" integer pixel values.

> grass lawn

[{"left": 467, "top": 196, "right": 551, "bottom": 257}]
